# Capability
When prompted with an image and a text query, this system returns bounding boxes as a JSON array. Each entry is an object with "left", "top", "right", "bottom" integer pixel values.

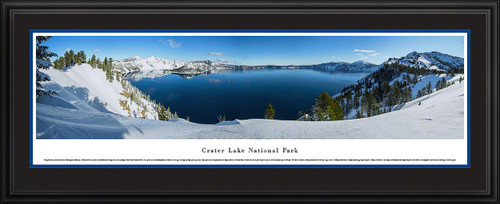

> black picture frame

[{"left": 1, "top": 0, "right": 498, "bottom": 203}]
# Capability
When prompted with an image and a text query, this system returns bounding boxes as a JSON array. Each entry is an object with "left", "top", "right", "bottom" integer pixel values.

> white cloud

[
  {"left": 166, "top": 39, "right": 181, "bottom": 48},
  {"left": 209, "top": 52, "right": 224, "bottom": 56},
  {"left": 93, "top": 49, "right": 101, "bottom": 53},
  {"left": 217, "top": 58, "right": 232, "bottom": 63},
  {"left": 360, "top": 56, "right": 368, "bottom": 60},
  {"left": 331, "top": 56, "right": 336, "bottom": 59},
  {"left": 159, "top": 38, "right": 182, "bottom": 48},
  {"left": 354, "top": 49, "right": 381, "bottom": 57},
  {"left": 353, "top": 49, "right": 376, "bottom": 53},
  {"left": 66, "top": 48, "right": 71, "bottom": 51},
  {"left": 384, "top": 56, "right": 391, "bottom": 58}
]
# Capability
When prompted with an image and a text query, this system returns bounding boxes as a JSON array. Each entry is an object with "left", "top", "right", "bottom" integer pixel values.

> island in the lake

[{"left": 35, "top": 36, "right": 465, "bottom": 139}]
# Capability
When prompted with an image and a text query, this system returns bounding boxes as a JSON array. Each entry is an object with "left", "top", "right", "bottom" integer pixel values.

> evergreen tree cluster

[
  {"left": 301, "top": 92, "right": 343, "bottom": 121},
  {"left": 53, "top": 49, "right": 86, "bottom": 70},
  {"left": 120, "top": 78, "right": 178, "bottom": 121},
  {"left": 432, "top": 57, "right": 464, "bottom": 76},
  {"left": 87, "top": 54, "right": 116, "bottom": 82},
  {"left": 435, "top": 77, "right": 455, "bottom": 91},
  {"left": 35, "top": 36, "right": 58, "bottom": 97},
  {"left": 158, "top": 106, "right": 179, "bottom": 121},
  {"left": 36, "top": 36, "right": 58, "bottom": 67},
  {"left": 334, "top": 63, "right": 458, "bottom": 119},
  {"left": 416, "top": 81, "right": 433, "bottom": 98},
  {"left": 360, "top": 90, "right": 380, "bottom": 117}
]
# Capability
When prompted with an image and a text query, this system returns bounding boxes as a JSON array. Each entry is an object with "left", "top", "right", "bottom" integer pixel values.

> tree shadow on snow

[
  {"left": 36, "top": 104, "right": 130, "bottom": 139},
  {"left": 63, "top": 86, "right": 112, "bottom": 113},
  {"left": 36, "top": 84, "right": 129, "bottom": 139}
]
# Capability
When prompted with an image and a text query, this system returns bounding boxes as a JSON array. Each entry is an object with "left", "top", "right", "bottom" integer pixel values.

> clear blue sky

[{"left": 43, "top": 35, "right": 464, "bottom": 65}]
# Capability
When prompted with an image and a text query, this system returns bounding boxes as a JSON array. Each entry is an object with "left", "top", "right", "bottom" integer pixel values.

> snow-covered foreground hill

[
  {"left": 37, "top": 79, "right": 464, "bottom": 139},
  {"left": 37, "top": 64, "right": 162, "bottom": 119}
]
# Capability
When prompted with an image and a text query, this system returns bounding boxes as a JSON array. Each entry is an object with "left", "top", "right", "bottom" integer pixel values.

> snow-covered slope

[
  {"left": 37, "top": 64, "right": 160, "bottom": 119},
  {"left": 36, "top": 80, "right": 464, "bottom": 139},
  {"left": 344, "top": 74, "right": 463, "bottom": 119},
  {"left": 385, "top": 51, "right": 464, "bottom": 71}
]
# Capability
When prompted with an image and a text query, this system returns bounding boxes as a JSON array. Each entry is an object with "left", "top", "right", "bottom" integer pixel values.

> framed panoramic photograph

[
  {"left": 31, "top": 31, "right": 470, "bottom": 167},
  {"left": 2, "top": 0, "right": 499, "bottom": 203}
]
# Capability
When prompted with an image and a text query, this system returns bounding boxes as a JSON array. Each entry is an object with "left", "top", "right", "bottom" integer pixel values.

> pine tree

[
  {"left": 80, "top": 51, "right": 86, "bottom": 63},
  {"left": 52, "top": 58, "right": 59, "bottom": 70},
  {"left": 75, "top": 52, "right": 81, "bottom": 64},
  {"left": 407, "top": 87, "right": 413, "bottom": 102},
  {"left": 355, "top": 109, "right": 365, "bottom": 119},
  {"left": 387, "top": 84, "right": 402, "bottom": 106},
  {"left": 435, "top": 79, "right": 442, "bottom": 91},
  {"left": 411, "top": 75, "right": 418, "bottom": 84},
  {"left": 36, "top": 36, "right": 57, "bottom": 66},
  {"left": 158, "top": 105, "right": 168, "bottom": 121},
  {"left": 103, "top": 57, "right": 108, "bottom": 70},
  {"left": 90, "top": 54, "right": 97, "bottom": 68},
  {"left": 74, "top": 50, "right": 86, "bottom": 65},
  {"left": 312, "top": 92, "right": 343, "bottom": 121},
  {"left": 315, "top": 92, "right": 334, "bottom": 111},
  {"left": 64, "top": 51, "right": 72, "bottom": 66},
  {"left": 35, "top": 36, "right": 58, "bottom": 97},
  {"left": 115, "top": 71, "right": 121, "bottom": 82},
  {"left": 68, "top": 49, "right": 75, "bottom": 65},
  {"left": 157, "top": 104, "right": 178, "bottom": 121},
  {"left": 329, "top": 99, "right": 344, "bottom": 120},
  {"left": 353, "top": 89, "right": 361, "bottom": 108},
  {"left": 96, "top": 58, "right": 102, "bottom": 69},
  {"left": 58, "top": 56, "right": 65, "bottom": 69},
  {"left": 264, "top": 103, "right": 275, "bottom": 119},
  {"left": 426, "top": 81, "right": 432, "bottom": 94}
]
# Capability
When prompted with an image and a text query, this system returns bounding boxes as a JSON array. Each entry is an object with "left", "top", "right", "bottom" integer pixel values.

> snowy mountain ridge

[
  {"left": 385, "top": 51, "right": 464, "bottom": 71},
  {"left": 113, "top": 56, "right": 380, "bottom": 75},
  {"left": 114, "top": 51, "right": 462, "bottom": 79},
  {"left": 309, "top": 60, "right": 379, "bottom": 72},
  {"left": 113, "top": 56, "right": 220, "bottom": 73}
]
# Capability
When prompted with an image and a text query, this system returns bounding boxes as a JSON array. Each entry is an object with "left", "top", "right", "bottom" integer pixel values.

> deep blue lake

[{"left": 128, "top": 69, "right": 368, "bottom": 124}]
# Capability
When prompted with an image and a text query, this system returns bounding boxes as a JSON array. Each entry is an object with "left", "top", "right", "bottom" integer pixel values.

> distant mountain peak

[
  {"left": 406, "top": 51, "right": 420, "bottom": 57},
  {"left": 146, "top": 56, "right": 158, "bottom": 60},
  {"left": 386, "top": 51, "right": 464, "bottom": 71},
  {"left": 351, "top": 60, "right": 373, "bottom": 65}
]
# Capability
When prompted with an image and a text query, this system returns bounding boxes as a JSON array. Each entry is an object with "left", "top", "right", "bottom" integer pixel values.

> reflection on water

[{"left": 128, "top": 69, "right": 369, "bottom": 124}]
